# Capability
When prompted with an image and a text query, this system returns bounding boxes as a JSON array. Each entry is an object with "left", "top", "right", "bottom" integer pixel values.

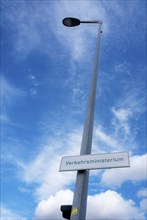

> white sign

[{"left": 59, "top": 152, "right": 130, "bottom": 172}]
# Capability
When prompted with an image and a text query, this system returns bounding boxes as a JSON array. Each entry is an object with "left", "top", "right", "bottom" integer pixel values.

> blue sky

[{"left": 1, "top": 0, "right": 146, "bottom": 219}]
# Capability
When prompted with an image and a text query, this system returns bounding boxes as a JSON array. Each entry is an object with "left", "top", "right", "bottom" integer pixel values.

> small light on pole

[{"left": 62, "top": 17, "right": 80, "bottom": 27}]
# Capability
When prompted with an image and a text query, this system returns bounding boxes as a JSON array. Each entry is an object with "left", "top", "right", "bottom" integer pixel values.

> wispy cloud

[
  {"left": 18, "top": 127, "right": 83, "bottom": 200},
  {"left": 101, "top": 154, "right": 146, "bottom": 187},
  {"left": 111, "top": 80, "right": 146, "bottom": 139},
  {"left": 111, "top": 107, "right": 132, "bottom": 136},
  {"left": 1, "top": 0, "right": 145, "bottom": 60},
  {"left": 1, "top": 76, "right": 25, "bottom": 107},
  {"left": 1, "top": 205, "right": 26, "bottom": 220},
  {"left": 137, "top": 188, "right": 147, "bottom": 198},
  {"left": 140, "top": 199, "right": 147, "bottom": 213},
  {"left": 94, "top": 126, "right": 121, "bottom": 151},
  {"left": 0, "top": 76, "right": 26, "bottom": 127},
  {"left": 0, "top": 1, "right": 109, "bottom": 60},
  {"left": 16, "top": 121, "right": 145, "bottom": 200}
]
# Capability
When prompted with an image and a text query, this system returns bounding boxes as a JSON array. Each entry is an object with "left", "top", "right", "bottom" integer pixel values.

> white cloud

[
  {"left": 112, "top": 107, "right": 130, "bottom": 122},
  {"left": 0, "top": 76, "right": 26, "bottom": 130},
  {"left": 101, "top": 154, "right": 146, "bottom": 187},
  {"left": 1, "top": 0, "right": 145, "bottom": 61},
  {"left": 110, "top": 77, "right": 146, "bottom": 138},
  {"left": 137, "top": 188, "right": 147, "bottom": 198},
  {"left": 26, "top": 73, "right": 40, "bottom": 97},
  {"left": 140, "top": 199, "right": 147, "bottom": 213},
  {"left": 17, "top": 120, "right": 145, "bottom": 200},
  {"left": 137, "top": 188, "right": 147, "bottom": 214},
  {"left": 19, "top": 128, "right": 82, "bottom": 200},
  {"left": 1, "top": 76, "right": 25, "bottom": 107},
  {"left": 0, "top": 114, "right": 9, "bottom": 123},
  {"left": 87, "top": 190, "right": 145, "bottom": 220},
  {"left": 0, "top": 113, "right": 23, "bottom": 128},
  {"left": 113, "top": 81, "right": 146, "bottom": 118},
  {"left": 35, "top": 189, "right": 145, "bottom": 220},
  {"left": 93, "top": 125, "right": 130, "bottom": 152},
  {"left": 27, "top": 74, "right": 36, "bottom": 80},
  {"left": 35, "top": 189, "right": 73, "bottom": 219},
  {"left": 95, "top": 126, "right": 120, "bottom": 150},
  {"left": 111, "top": 107, "right": 131, "bottom": 136},
  {"left": 113, "top": 61, "right": 131, "bottom": 76},
  {"left": 30, "top": 88, "right": 37, "bottom": 97},
  {"left": 0, "top": 205, "right": 26, "bottom": 220},
  {"left": 1, "top": 1, "right": 109, "bottom": 60}
]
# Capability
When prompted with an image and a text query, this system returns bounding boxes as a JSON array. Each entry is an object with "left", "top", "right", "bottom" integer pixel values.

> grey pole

[{"left": 70, "top": 22, "right": 102, "bottom": 220}]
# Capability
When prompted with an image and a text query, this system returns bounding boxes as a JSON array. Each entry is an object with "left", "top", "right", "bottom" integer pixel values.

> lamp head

[{"left": 62, "top": 17, "right": 80, "bottom": 27}]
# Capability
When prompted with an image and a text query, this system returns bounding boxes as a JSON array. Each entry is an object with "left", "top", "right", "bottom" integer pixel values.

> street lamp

[
  {"left": 62, "top": 17, "right": 102, "bottom": 220},
  {"left": 62, "top": 17, "right": 102, "bottom": 26}
]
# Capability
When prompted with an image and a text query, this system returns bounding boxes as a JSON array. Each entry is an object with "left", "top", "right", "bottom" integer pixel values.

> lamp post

[{"left": 62, "top": 17, "right": 102, "bottom": 220}]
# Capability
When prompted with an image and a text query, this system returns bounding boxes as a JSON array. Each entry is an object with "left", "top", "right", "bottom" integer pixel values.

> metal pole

[{"left": 70, "top": 23, "right": 102, "bottom": 220}]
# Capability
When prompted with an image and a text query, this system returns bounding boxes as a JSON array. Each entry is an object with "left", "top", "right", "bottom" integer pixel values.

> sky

[{"left": 0, "top": 0, "right": 147, "bottom": 219}]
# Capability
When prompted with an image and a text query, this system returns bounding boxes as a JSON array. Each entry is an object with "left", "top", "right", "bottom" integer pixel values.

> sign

[{"left": 59, "top": 152, "right": 130, "bottom": 172}]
